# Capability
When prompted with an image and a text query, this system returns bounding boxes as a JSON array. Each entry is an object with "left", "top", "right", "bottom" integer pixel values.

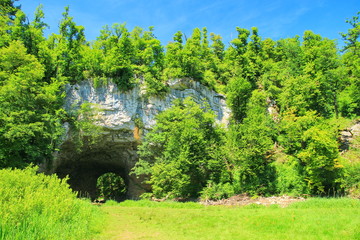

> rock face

[
  {"left": 49, "top": 79, "right": 230, "bottom": 200},
  {"left": 340, "top": 121, "right": 360, "bottom": 152}
]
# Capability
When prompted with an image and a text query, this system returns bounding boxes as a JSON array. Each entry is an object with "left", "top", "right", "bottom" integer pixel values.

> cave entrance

[
  {"left": 55, "top": 160, "right": 129, "bottom": 201},
  {"left": 51, "top": 141, "right": 147, "bottom": 200}
]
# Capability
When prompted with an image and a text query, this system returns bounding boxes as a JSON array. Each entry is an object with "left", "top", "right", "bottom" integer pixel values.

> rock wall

[
  {"left": 50, "top": 79, "right": 230, "bottom": 199},
  {"left": 64, "top": 78, "right": 229, "bottom": 131}
]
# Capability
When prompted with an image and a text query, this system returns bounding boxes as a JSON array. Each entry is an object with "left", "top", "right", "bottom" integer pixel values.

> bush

[
  {"left": 0, "top": 166, "right": 102, "bottom": 240},
  {"left": 340, "top": 133, "right": 360, "bottom": 198},
  {"left": 96, "top": 172, "right": 127, "bottom": 201},
  {"left": 341, "top": 161, "right": 360, "bottom": 198},
  {"left": 200, "top": 181, "right": 235, "bottom": 201},
  {"left": 273, "top": 157, "right": 308, "bottom": 196}
]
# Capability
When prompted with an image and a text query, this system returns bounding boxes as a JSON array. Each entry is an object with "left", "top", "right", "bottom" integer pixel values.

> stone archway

[{"left": 47, "top": 131, "right": 148, "bottom": 200}]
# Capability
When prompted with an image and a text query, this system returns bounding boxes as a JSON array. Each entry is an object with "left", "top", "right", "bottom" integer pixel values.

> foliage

[
  {"left": 340, "top": 131, "right": 360, "bottom": 198},
  {"left": 200, "top": 181, "right": 235, "bottom": 201},
  {"left": 0, "top": 166, "right": 102, "bottom": 239},
  {"left": 71, "top": 102, "right": 103, "bottom": 151},
  {"left": 0, "top": 41, "right": 65, "bottom": 168},
  {"left": 296, "top": 124, "right": 342, "bottom": 194},
  {"left": 343, "top": 164, "right": 360, "bottom": 198},
  {"left": 96, "top": 172, "right": 127, "bottom": 201},
  {"left": 226, "top": 76, "right": 252, "bottom": 122},
  {"left": 341, "top": 12, "right": 360, "bottom": 115},
  {"left": 272, "top": 156, "right": 308, "bottom": 196},
  {"left": 0, "top": 3, "right": 359, "bottom": 199},
  {"left": 133, "top": 98, "right": 225, "bottom": 199},
  {"left": 53, "top": 6, "right": 86, "bottom": 83},
  {"left": 278, "top": 112, "right": 343, "bottom": 195},
  {"left": 223, "top": 90, "right": 277, "bottom": 196}
]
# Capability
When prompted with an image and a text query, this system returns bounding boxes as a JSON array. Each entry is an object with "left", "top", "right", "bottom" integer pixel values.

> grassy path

[{"left": 93, "top": 199, "right": 360, "bottom": 240}]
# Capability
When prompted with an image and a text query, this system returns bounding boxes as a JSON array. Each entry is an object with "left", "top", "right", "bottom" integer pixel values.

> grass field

[{"left": 94, "top": 198, "right": 360, "bottom": 240}]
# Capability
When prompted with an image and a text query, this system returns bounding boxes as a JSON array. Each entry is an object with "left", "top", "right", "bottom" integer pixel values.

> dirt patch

[{"left": 201, "top": 194, "right": 306, "bottom": 207}]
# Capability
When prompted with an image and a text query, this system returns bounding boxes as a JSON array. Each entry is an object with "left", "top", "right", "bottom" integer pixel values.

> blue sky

[{"left": 20, "top": 0, "right": 359, "bottom": 46}]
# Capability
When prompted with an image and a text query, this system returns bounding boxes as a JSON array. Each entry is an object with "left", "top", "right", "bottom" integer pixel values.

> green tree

[
  {"left": 341, "top": 12, "right": 360, "bottom": 115},
  {"left": 0, "top": 0, "right": 19, "bottom": 47},
  {"left": 297, "top": 124, "right": 342, "bottom": 194},
  {"left": 96, "top": 172, "right": 127, "bottom": 200},
  {"left": 182, "top": 28, "right": 204, "bottom": 80},
  {"left": 9, "top": 5, "right": 51, "bottom": 72},
  {"left": 342, "top": 11, "right": 360, "bottom": 56},
  {"left": 243, "top": 27, "right": 263, "bottom": 86},
  {"left": 130, "top": 26, "right": 166, "bottom": 95},
  {"left": 224, "top": 27, "right": 263, "bottom": 122},
  {"left": 277, "top": 31, "right": 341, "bottom": 117},
  {"left": 278, "top": 111, "right": 342, "bottom": 194},
  {"left": 49, "top": 6, "right": 85, "bottom": 82},
  {"left": 210, "top": 32, "right": 225, "bottom": 60},
  {"left": 228, "top": 90, "right": 276, "bottom": 195},
  {"left": 0, "top": 41, "right": 64, "bottom": 168},
  {"left": 96, "top": 23, "right": 135, "bottom": 90},
  {"left": 163, "top": 31, "right": 185, "bottom": 79},
  {"left": 226, "top": 77, "right": 252, "bottom": 122},
  {"left": 133, "top": 98, "right": 225, "bottom": 199}
]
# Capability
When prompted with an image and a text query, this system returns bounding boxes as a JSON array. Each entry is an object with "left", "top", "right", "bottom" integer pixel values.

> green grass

[
  {"left": 94, "top": 198, "right": 360, "bottom": 240},
  {"left": 0, "top": 167, "right": 104, "bottom": 240}
]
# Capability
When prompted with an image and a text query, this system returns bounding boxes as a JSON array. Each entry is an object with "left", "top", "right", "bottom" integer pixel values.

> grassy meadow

[
  {"left": 1, "top": 168, "right": 359, "bottom": 240},
  {"left": 94, "top": 198, "right": 360, "bottom": 240}
]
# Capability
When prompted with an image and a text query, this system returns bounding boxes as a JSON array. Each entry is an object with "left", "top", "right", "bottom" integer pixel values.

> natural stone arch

[
  {"left": 48, "top": 131, "right": 147, "bottom": 200},
  {"left": 43, "top": 79, "right": 230, "bottom": 200}
]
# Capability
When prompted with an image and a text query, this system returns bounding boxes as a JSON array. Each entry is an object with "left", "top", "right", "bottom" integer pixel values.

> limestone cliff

[
  {"left": 50, "top": 79, "right": 230, "bottom": 199},
  {"left": 64, "top": 79, "right": 229, "bottom": 132}
]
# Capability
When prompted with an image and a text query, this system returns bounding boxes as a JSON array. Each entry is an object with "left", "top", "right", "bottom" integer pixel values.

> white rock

[{"left": 64, "top": 79, "right": 231, "bottom": 132}]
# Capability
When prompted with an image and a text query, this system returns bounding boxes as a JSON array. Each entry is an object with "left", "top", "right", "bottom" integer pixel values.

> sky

[{"left": 20, "top": 0, "right": 359, "bottom": 47}]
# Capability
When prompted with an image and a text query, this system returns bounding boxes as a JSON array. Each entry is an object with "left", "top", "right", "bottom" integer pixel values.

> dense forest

[{"left": 0, "top": 0, "right": 359, "bottom": 199}]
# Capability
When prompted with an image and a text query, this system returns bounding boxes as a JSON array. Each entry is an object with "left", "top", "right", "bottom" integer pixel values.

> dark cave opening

[
  {"left": 56, "top": 160, "right": 129, "bottom": 200},
  {"left": 52, "top": 143, "right": 147, "bottom": 200}
]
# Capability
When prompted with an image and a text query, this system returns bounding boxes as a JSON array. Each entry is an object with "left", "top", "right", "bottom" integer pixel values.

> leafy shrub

[
  {"left": 96, "top": 172, "right": 127, "bottom": 200},
  {"left": 71, "top": 102, "right": 103, "bottom": 151},
  {"left": 340, "top": 133, "right": 360, "bottom": 198},
  {"left": 92, "top": 76, "right": 108, "bottom": 88},
  {"left": 341, "top": 161, "right": 360, "bottom": 198},
  {"left": 200, "top": 181, "right": 235, "bottom": 201},
  {"left": 273, "top": 157, "right": 308, "bottom": 196},
  {"left": 0, "top": 166, "right": 102, "bottom": 240},
  {"left": 141, "top": 72, "right": 168, "bottom": 97},
  {"left": 297, "top": 125, "right": 342, "bottom": 194}
]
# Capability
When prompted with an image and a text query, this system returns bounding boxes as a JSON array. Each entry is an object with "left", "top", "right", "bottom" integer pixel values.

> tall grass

[{"left": 0, "top": 167, "right": 103, "bottom": 240}]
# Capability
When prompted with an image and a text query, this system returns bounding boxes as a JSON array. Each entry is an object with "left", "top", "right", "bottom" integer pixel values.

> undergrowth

[{"left": 0, "top": 167, "right": 103, "bottom": 240}]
